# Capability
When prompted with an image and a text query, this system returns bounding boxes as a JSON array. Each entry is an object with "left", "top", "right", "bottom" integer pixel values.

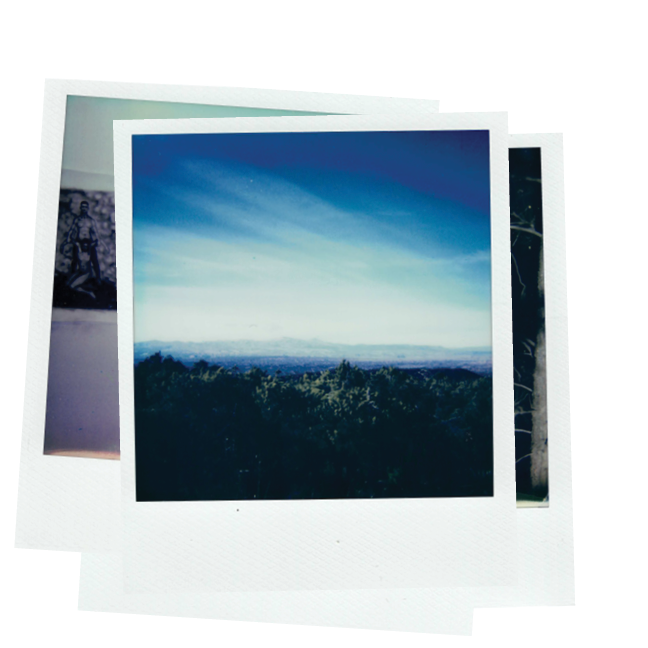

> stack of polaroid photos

[{"left": 15, "top": 80, "right": 573, "bottom": 636}]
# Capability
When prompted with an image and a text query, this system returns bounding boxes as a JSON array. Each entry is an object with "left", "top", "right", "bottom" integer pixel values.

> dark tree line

[{"left": 134, "top": 353, "right": 493, "bottom": 501}]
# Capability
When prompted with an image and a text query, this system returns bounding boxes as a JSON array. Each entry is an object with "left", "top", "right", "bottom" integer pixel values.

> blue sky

[{"left": 132, "top": 130, "right": 492, "bottom": 348}]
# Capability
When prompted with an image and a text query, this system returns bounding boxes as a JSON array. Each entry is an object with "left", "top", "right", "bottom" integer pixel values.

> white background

[{"left": 1, "top": 1, "right": 644, "bottom": 646}]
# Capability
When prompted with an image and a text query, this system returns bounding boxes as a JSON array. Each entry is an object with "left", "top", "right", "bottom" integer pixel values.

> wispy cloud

[
  {"left": 138, "top": 157, "right": 488, "bottom": 262},
  {"left": 132, "top": 134, "right": 492, "bottom": 348}
]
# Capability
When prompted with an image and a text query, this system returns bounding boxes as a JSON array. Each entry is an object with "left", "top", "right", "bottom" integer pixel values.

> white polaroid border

[
  {"left": 115, "top": 112, "right": 516, "bottom": 592},
  {"left": 15, "top": 80, "right": 439, "bottom": 552},
  {"left": 79, "top": 552, "right": 474, "bottom": 635},
  {"left": 469, "top": 133, "right": 574, "bottom": 608}
]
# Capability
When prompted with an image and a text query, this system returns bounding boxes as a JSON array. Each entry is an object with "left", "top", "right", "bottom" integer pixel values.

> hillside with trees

[{"left": 134, "top": 353, "right": 493, "bottom": 501}]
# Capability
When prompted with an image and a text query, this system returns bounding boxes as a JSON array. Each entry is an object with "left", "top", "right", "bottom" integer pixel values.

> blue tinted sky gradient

[{"left": 132, "top": 130, "right": 492, "bottom": 348}]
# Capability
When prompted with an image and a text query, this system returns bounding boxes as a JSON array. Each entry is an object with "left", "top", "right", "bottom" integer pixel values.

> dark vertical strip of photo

[{"left": 509, "top": 147, "right": 548, "bottom": 505}]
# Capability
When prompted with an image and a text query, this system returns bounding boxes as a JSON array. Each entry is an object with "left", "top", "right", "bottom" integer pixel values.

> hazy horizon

[
  {"left": 132, "top": 130, "right": 493, "bottom": 348},
  {"left": 133, "top": 337, "right": 493, "bottom": 375},
  {"left": 134, "top": 336, "right": 491, "bottom": 351}
]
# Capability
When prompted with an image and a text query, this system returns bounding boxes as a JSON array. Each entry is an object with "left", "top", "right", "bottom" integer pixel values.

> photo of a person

[{"left": 60, "top": 200, "right": 103, "bottom": 298}]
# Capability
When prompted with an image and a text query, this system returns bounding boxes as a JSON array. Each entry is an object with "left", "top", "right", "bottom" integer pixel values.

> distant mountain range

[{"left": 134, "top": 338, "right": 492, "bottom": 375}]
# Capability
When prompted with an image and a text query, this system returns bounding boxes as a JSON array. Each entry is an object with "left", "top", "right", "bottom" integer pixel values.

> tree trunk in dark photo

[
  {"left": 530, "top": 253, "right": 548, "bottom": 497},
  {"left": 510, "top": 147, "right": 549, "bottom": 503}
]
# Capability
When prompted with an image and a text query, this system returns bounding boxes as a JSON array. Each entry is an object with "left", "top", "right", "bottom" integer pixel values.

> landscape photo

[{"left": 132, "top": 129, "right": 494, "bottom": 501}]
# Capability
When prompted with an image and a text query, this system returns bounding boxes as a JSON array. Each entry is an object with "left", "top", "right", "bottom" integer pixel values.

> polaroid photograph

[
  {"left": 469, "top": 133, "right": 574, "bottom": 607},
  {"left": 115, "top": 112, "right": 516, "bottom": 592},
  {"left": 76, "top": 133, "right": 571, "bottom": 632},
  {"left": 15, "top": 80, "right": 439, "bottom": 552}
]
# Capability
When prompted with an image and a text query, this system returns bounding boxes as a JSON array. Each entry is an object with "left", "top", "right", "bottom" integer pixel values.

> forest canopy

[{"left": 134, "top": 353, "right": 494, "bottom": 501}]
